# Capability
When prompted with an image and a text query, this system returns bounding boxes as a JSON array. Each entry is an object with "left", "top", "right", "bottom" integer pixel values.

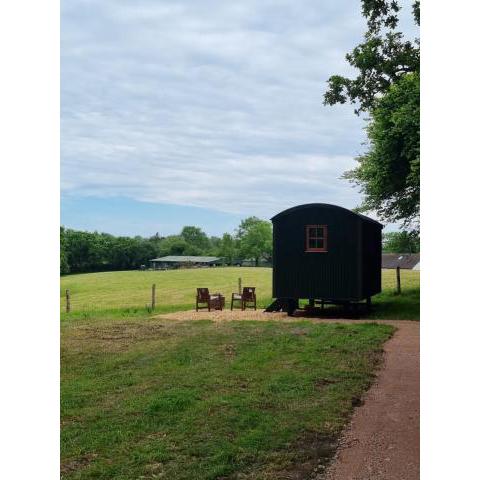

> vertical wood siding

[{"left": 272, "top": 204, "right": 382, "bottom": 301}]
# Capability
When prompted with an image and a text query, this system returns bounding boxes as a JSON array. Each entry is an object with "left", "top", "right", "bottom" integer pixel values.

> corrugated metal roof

[
  {"left": 382, "top": 253, "right": 420, "bottom": 269},
  {"left": 150, "top": 256, "right": 221, "bottom": 263}
]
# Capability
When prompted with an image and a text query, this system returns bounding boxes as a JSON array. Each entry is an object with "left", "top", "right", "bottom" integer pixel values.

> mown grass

[
  {"left": 60, "top": 268, "right": 272, "bottom": 312},
  {"left": 61, "top": 267, "right": 419, "bottom": 321},
  {"left": 61, "top": 319, "right": 394, "bottom": 479}
]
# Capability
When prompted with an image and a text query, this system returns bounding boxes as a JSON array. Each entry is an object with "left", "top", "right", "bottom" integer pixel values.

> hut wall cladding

[
  {"left": 272, "top": 204, "right": 382, "bottom": 302},
  {"left": 361, "top": 219, "right": 382, "bottom": 298}
]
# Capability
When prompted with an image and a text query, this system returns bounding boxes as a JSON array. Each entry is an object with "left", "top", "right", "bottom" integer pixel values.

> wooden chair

[
  {"left": 231, "top": 287, "right": 256, "bottom": 311},
  {"left": 196, "top": 288, "right": 213, "bottom": 311},
  {"left": 196, "top": 288, "right": 224, "bottom": 311}
]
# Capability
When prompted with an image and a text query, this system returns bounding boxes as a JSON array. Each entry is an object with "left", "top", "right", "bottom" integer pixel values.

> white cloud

[{"left": 61, "top": 0, "right": 399, "bottom": 219}]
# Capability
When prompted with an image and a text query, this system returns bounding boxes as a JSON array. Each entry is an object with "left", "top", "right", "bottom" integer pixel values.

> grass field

[
  {"left": 61, "top": 267, "right": 420, "bottom": 320},
  {"left": 61, "top": 267, "right": 416, "bottom": 478},
  {"left": 61, "top": 319, "right": 394, "bottom": 479}
]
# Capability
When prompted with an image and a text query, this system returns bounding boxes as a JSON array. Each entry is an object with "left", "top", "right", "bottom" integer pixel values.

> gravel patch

[{"left": 154, "top": 309, "right": 290, "bottom": 322}]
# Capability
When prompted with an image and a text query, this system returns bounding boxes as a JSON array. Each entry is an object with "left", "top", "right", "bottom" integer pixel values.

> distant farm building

[
  {"left": 382, "top": 253, "right": 420, "bottom": 270},
  {"left": 267, "top": 203, "right": 383, "bottom": 314},
  {"left": 150, "top": 256, "right": 222, "bottom": 269}
]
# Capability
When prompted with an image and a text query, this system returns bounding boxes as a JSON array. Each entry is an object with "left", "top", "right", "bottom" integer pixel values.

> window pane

[{"left": 306, "top": 226, "right": 327, "bottom": 250}]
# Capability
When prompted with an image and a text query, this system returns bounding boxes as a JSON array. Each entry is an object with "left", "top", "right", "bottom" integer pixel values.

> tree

[
  {"left": 62, "top": 229, "right": 101, "bottom": 272},
  {"left": 383, "top": 231, "right": 420, "bottom": 253},
  {"left": 345, "top": 72, "right": 419, "bottom": 227},
  {"left": 208, "top": 236, "right": 222, "bottom": 256},
  {"left": 236, "top": 217, "right": 272, "bottom": 266},
  {"left": 324, "top": 0, "right": 420, "bottom": 230},
  {"left": 180, "top": 226, "right": 211, "bottom": 253},
  {"left": 324, "top": 0, "right": 420, "bottom": 114},
  {"left": 60, "top": 226, "right": 70, "bottom": 275},
  {"left": 158, "top": 235, "right": 189, "bottom": 257},
  {"left": 217, "top": 233, "right": 238, "bottom": 265},
  {"left": 61, "top": 227, "right": 162, "bottom": 273}
]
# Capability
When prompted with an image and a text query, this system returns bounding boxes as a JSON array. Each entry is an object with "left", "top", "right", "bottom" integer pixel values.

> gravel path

[
  {"left": 322, "top": 319, "right": 419, "bottom": 480},
  {"left": 155, "top": 310, "right": 420, "bottom": 480}
]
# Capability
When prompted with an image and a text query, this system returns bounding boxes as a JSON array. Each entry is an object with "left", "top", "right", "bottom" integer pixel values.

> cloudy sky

[{"left": 61, "top": 0, "right": 416, "bottom": 237}]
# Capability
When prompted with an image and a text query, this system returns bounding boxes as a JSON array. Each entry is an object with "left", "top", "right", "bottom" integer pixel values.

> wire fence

[
  {"left": 62, "top": 285, "right": 157, "bottom": 313},
  {"left": 60, "top": 270, "right": 419, "bottom": 314},
  {"left": 61, "top": 277, "right": 252, "bottom": 314}
]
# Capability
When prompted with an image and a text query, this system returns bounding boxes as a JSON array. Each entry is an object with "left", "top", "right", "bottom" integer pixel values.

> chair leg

[{"left": 231, "top": 294, "right": 233, "bottom": 311}]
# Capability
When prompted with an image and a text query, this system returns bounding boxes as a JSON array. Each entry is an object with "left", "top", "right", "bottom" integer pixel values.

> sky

[{"left": 61, "top": 0, "right": 418, "bottom": 237}]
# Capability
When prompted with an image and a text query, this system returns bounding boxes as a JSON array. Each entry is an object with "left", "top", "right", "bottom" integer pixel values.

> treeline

[
  {"left": 60, "top": 217, "right": 272, "bottom": 275},
  {"left": 382, "top": 231, "right": 420, "bottom": 254},
  {"left": 61, "top": 220, "right": 417, "bottom": 275}
]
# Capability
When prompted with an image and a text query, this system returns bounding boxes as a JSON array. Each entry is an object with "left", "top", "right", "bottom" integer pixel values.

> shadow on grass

[
  {"left": 367, "top": 288, "right": 419, "bottom": 320},
  {"left": 291, "top": 288, "right": 419, "bottom": 321}
]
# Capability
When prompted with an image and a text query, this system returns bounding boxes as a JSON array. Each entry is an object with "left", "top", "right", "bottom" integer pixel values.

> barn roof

[
  {"left": 271, "top": 203, "right": 382, "bottom": 226},
  {"left": 382, "top": 253, "right": 420, "bottom": 269},
  {"left": 150, "top": 256, "right": 221, "bottom": 263}
]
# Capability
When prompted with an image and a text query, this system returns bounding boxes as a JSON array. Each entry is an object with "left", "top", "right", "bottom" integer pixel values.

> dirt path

[
  {"left": 155, "top": 310, "right": 420, "bottom": 480},
  {"left": 322, "top": 320, "right": 419, "bottom": 480}
]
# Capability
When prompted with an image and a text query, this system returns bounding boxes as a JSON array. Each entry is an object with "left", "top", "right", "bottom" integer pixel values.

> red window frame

[{"left": 305, "top": 225, "right": 328, "bottom": 252}]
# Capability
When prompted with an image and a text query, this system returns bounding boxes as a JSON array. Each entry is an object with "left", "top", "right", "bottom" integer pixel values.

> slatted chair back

[{"left": 242, "top": 287, "right": 255, "bottom": 301}]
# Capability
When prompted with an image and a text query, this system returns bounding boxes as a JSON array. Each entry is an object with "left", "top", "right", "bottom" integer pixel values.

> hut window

[{"left": 306, "top": 225, "right": 328, "bottom": 252}]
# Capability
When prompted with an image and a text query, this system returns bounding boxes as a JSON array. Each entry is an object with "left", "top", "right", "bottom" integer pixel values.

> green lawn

[
  {"left": 61, "top": 318, "right": 394, "bottom": 479},
  {"left": 61, "top": 267, "right": 419, "bottom": 320}
]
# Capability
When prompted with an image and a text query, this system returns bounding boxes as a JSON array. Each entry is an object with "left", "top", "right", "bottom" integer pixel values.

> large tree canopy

[
  {"left": 236, "top": 217, "right": 272, "bottom": 267},
  {"left": 180, "top": 226, "right": 211, "bottom": 253},
  {"left": 324, "top": 0, "right": 420, "bottom": 230},
  {"left": 324, "top": 0, "right": 420, "bottom": 115},
  {"left": 217, "top": 233, "right": 238, "bottom": 265},
  {"left": 345, "top": 72, "right": 419, "bottom": 226}
]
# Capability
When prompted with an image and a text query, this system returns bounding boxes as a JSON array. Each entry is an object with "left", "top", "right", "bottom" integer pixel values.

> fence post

[
  {"left": 396, "top": 266, "right": 401, "bottom": 294},
  {"left": 66, "top": 289, "right": 71, "bottom": 313},
  {"left": 151, "top": 284, "right": 156, "bottom": 310},
  {"left": 238, "top": 277, "right": 242, "bottom": 294}
]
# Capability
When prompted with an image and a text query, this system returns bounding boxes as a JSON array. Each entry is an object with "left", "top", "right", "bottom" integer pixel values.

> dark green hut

[{"left": 266, "top": 203, "right": 382, "bottom": 313}]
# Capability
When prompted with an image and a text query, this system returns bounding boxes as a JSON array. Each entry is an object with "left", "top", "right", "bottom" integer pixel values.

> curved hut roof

[{"left": 271, "top": 203, "right": 382, "bottom": 227}]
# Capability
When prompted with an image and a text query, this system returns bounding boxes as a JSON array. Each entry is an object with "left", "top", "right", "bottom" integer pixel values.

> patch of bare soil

[
  {"left": 220, "top": 433, "right": 338, "bottom": 480},
  {"left": 79, "top": 322, "right": 169, "bottom": 340},
  {"left": 280, "top": 433, "right": 339, "bottom": 480},
  {"left": 64, "top": 322, "right": 175, "bottom": 353},
  {"left": 61, "top": 453, "right": 97, "bottom": 476}
]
